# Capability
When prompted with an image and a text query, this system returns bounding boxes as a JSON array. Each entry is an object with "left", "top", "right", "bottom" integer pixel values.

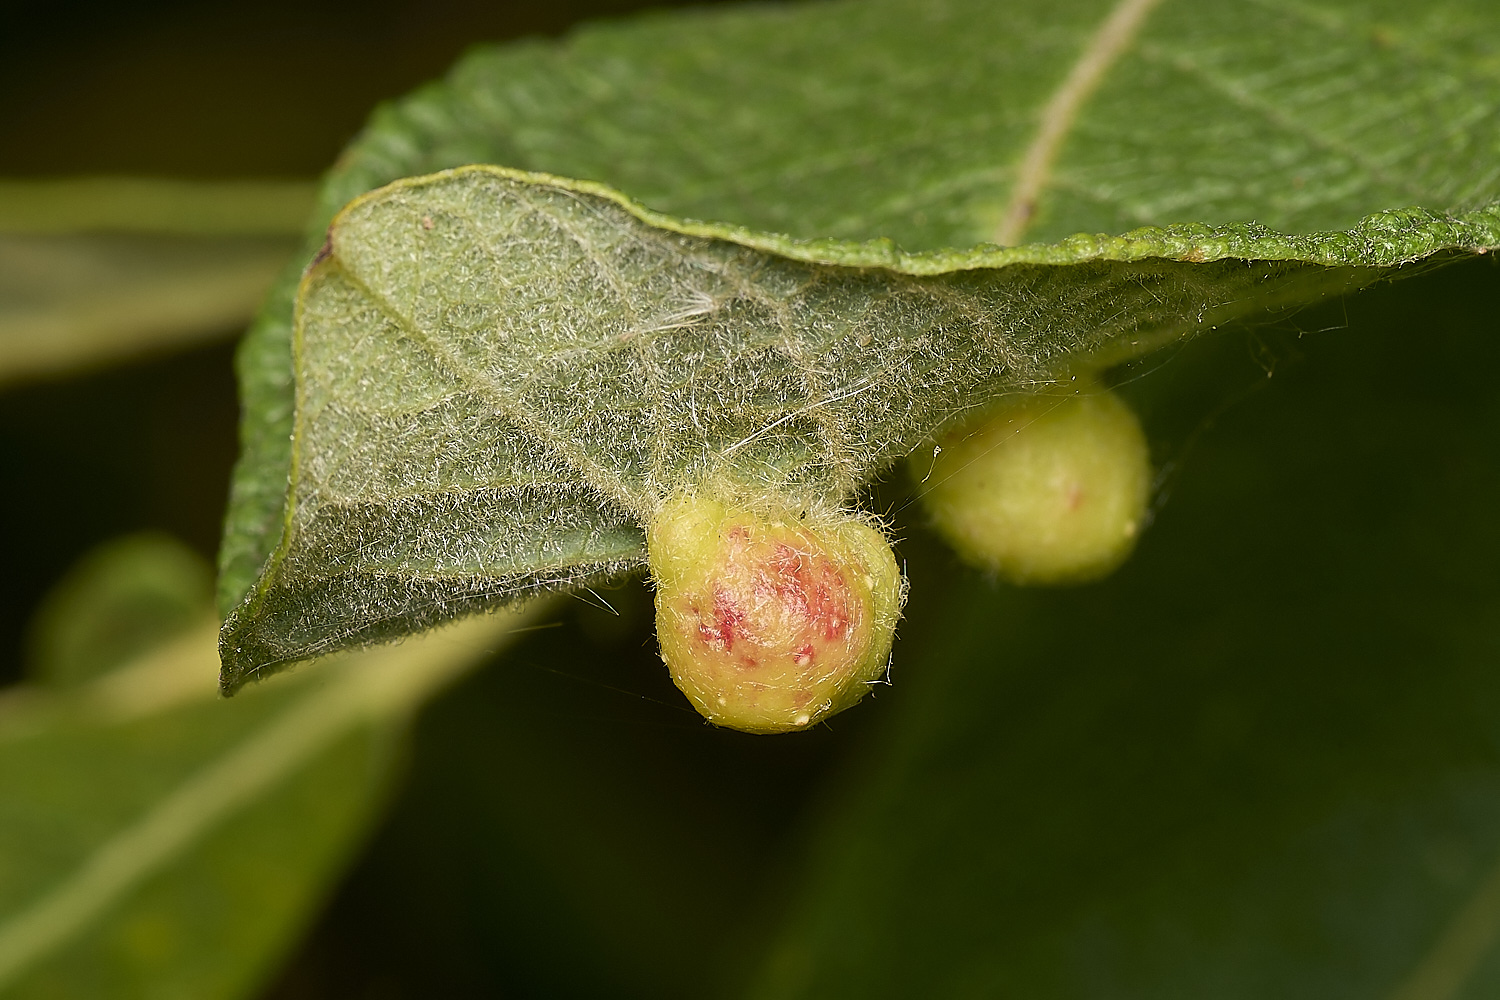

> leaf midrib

[{"left": 994, "top": 0, "right": 1170, "bottom": 245}]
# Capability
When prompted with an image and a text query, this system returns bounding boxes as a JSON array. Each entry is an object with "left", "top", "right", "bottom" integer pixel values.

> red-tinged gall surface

[{"left": 647, "top": 492, "right": 903, "bottom": 734}]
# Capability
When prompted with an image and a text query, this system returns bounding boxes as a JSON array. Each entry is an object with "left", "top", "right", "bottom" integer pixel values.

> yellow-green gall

[
  {"left": 647, "top": 492, "right": 903, "bottom": 734},
  {"left": 916, "top": 382, "right": 1151, "bottom": 584}
]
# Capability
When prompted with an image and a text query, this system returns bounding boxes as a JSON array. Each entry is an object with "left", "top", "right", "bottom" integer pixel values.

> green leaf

[
  {"left": 217, "top": 170, "right": 1496, "bottom": 687},
  {"left": 0, "top": 598, "right": 546, "bottom": 998},
  {"left": 316, "top": 0, "right": 1500, "bottom": 250},
  {"left": 217, "top": 0, "right": 1500, "bottom": 680}
]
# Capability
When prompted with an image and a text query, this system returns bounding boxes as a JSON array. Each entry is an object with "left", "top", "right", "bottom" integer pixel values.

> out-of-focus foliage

[
  {"left": 0, "top": 536, "right": 546, "bottom": 997},
  {"left": 0, "top": 179, "right": 312, "bottom": 386},
  {"left": 27, "top": 532, "right": 212, "bottom": 687}
]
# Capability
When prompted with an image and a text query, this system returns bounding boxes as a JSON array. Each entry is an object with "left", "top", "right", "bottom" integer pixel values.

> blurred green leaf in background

[{"left": 4, "top": 0, "right": 1500, "bottom": 998}]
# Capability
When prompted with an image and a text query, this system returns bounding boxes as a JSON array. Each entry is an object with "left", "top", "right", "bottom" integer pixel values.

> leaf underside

[
  {"left": 217, "top": 165, "right": 1500, "bottom": 689},
  {"left": 217, "top": 0, "right": 1500, "bottom": 688}
]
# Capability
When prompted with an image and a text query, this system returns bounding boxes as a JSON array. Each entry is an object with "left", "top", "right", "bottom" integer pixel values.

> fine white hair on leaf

[{"left": 218, "top": 166, "right": 1497, "bottom": 688}]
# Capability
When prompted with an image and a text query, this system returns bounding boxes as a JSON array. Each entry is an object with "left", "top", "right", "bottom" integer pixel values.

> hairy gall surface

[{"left": 648, "top": 492, "right": 902, "bottom": 733}]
